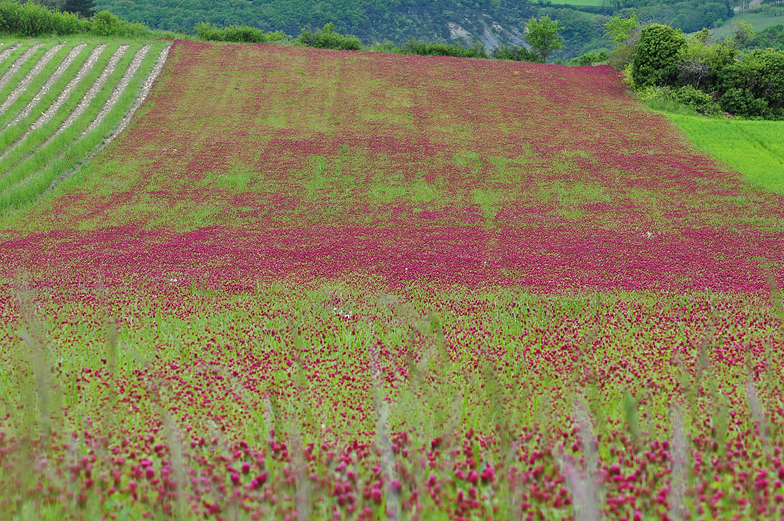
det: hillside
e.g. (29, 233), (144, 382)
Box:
(7, 39), (783, 292)
(93, 0), (736, 58)
(2, 39), (784, 519)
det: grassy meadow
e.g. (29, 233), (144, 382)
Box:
(668, 114), (784, 195)
(0, 38), (783, 521)
(710, 10), (784, 38)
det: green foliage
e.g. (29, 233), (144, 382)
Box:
(525, 15), (564, 62)
(0, 0), (88, 35)
(638, 85), (722, 117)
(491, 43), (541, 62)
(744, 24), (784, 51)
(604, 11), (640, 70)
(398, 37), (487, 58)
(676, 28), (737, 91)
(570, 50), (609, 65)
(731, 20), (756, 47)
(89, 9), (150, 37)
(604, 9), (639, 43)
(631, 23), (686, 88)
(718, 48), (784, 118)
(90, 9), (119, 35)
(195, 22), (285, 44)
(296, 22), (361, 51)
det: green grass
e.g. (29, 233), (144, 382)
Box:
(0, 41), (27, 76)
(709, 10), (784, 38)
(668, 113), (784, 194)
(0, 41), (49, 94)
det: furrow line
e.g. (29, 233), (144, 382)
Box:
(84, 45), (150, 134)
(101, 44), (171, 145)
(0, 43), (66, 118)
(8, 43), (87, 127)
(38, 45), (129, 144)
(45, 44), (171, 198)
(0, 44), (22, 66)
(0, 43), (43, 92)
(0, 45), (107, 162)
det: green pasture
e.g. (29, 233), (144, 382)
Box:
(668, 114), (784, 195)
(710, 10), (784, 38)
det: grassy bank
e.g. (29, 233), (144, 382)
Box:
(668, 114), (784, 195)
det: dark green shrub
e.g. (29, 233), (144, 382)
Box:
(639, 85), (722, 116)
(745, 24), (784, 51)
(91, 9), (122, 36)
(297, 22), (361, 51)
(674, 84), (720, 115)
(90, 9), (150, 37)
(570, 50), (609, 66)
(491, 43), (541, 63)
(718, 48), (784, 117)
(194, 22), (223, 41)
(632, 24), (686, 88)
(719, 87), (770, 118)
(399, 38), (487, 58)
(195, 22), (284, 43)
(64, 0), (95, 19)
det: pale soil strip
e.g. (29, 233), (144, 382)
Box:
(9, 44), (87, 126)
(83, 45), (150, 134)
(0, 43), (43, 92)
(42, 43), (171, 197)
(0, 43), (65, 117)
(0, 44), (22, 66)
(27, 44), (105, 132)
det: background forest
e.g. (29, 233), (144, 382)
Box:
(26, 0), (784, 60)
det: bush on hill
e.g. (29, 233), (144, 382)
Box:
(296, 22), (361, 50)
(398, 37), (488, 58)
(0, 1), (153, 37)
(0, 0), (89, 36)
(718, 48), (784, 118)
(195, 22), (285, 44)
(491, 43), (542, 62)
(676, 28), (736, 91)
(92, 9), (151, 37)
(631, 24), (686, 88)
(570, 50), (609, 65)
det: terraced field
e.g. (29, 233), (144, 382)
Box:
(0, 38), (170, 216)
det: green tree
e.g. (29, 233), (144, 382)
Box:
(63, 0), (95, 18)
(631, 23), (686, 88)
(525, 15), (564, 63)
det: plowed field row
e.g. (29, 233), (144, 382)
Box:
(0, 39), (170, 216)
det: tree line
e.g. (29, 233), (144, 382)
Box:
(18, 0), (743, 60)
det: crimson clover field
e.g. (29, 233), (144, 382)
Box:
(1, 40), (784, 520)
